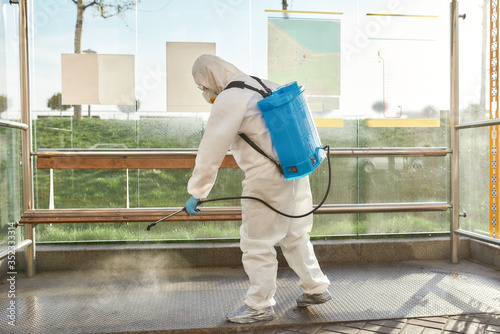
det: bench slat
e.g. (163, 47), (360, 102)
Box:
(19, 207), (242, 224)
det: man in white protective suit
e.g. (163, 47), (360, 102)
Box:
(185, 54), (331, 324)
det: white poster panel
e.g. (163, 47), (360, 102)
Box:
(61, 53), (135, 105)
(61, 53), (99, 105)
(98, 54), (135, 105)
(166, 42), (216, 112)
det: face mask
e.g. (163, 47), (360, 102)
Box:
(202, 89), (218, 104)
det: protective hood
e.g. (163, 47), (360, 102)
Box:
(192, 54), (244, 95)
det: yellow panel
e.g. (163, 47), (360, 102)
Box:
(491, 0), (499, 239)
(365, 118), (440, 128)
(490, 126), (498, 238)
(265, 9), (343, 15)
(313, 118), (343, 127)
(366, 13), (438, 18)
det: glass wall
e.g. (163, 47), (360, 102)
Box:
(27, 0), (456, 242)
(1, 1), (23, 252)
(458, 1), (497, 240)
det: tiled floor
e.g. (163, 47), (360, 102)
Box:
(238, 313), (500, 334)
(0, 260), (498, 333)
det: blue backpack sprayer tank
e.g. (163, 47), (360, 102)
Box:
(257, 81), (326, 180)
(147, 78), (331, 231)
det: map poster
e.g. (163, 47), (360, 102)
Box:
(268, 18), (341, 114)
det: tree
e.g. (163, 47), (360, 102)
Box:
(118, 99), (140, 120)
(47, 92), (72, 116)
(372, 101), (385, 113)
(70, 0), (136, 121)
(0, 94), (7, 115)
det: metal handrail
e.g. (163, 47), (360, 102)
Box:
(18, 202), (450, 225)
(330, 147), (448, 157)
(450, 0), (460, 264)
(455, 119), (500, 130)
(0, 239), (32, 261)
(454, 229), (500, 246)
(34, 147), (449, 158)
(316, 202), (450, 214)
(35, 148), (199, 157)
(0, 119), (28, 130)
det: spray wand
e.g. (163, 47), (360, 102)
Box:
(146, 145), (331, 231)
(146, 208), (186, 231)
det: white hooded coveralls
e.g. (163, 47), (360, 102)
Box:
(188, 55), (330, 310)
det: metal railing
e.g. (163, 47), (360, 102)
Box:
(0, 119), (28, 130)
(34, 147), (449, 158)
(453, 121), (500, 247)
(31, 147), (450, 219)
(455, 119), (500, 130)
(453, 229), (500, 246)
(0, 120), (32, 260)
(450, 0), (500, 251)
(0, 239), (32, 261)
(32, 147), (448, 171)
(450, 0), (460, 264)
(6, 0), (35, 277)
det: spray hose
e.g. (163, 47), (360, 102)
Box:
(147, 145), (331, 231)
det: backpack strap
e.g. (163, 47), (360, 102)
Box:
(250, 75), (273, 96)
(239, 133), (283, 175)
(224, 75), (273, 98)
(225, 76), (282, 175)
(224, 81), (270, 98)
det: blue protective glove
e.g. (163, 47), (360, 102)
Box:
(186, 196), (201, 215)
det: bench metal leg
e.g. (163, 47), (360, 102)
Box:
(24, 224), (36, 277)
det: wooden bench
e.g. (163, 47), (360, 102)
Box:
(19, 207), (242, 224)
(19, 148), (451, 226)
(19, 149), (241, 225)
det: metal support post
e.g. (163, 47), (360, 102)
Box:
(17, 0), (35, 277)
(450, 0), (460, 264)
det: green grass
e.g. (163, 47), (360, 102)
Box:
(36, 221), (242, 243)
(34, 213), (450, 243)
(27, 116), (456, 243)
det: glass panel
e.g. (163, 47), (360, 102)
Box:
(459, 127), (489, 237)
(29, 0), (453, 242)
(458, 0), (489, 124)
(456, 1), (499, 241)
(360, 211), (450, 236)
(0, 127), (24, 248)
(0, 1), (23, 252)
(0, 1), (21, 121)
(36, 220), (243, 243)
(356, 0), (449, 121)
(312, 211), (449, 237)
(357, 154), (449, 204)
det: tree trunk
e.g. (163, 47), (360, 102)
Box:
(282, 0), (288, 18)
(73, 0), (85, 121)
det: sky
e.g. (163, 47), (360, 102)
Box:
(0, 0), (488, 119)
